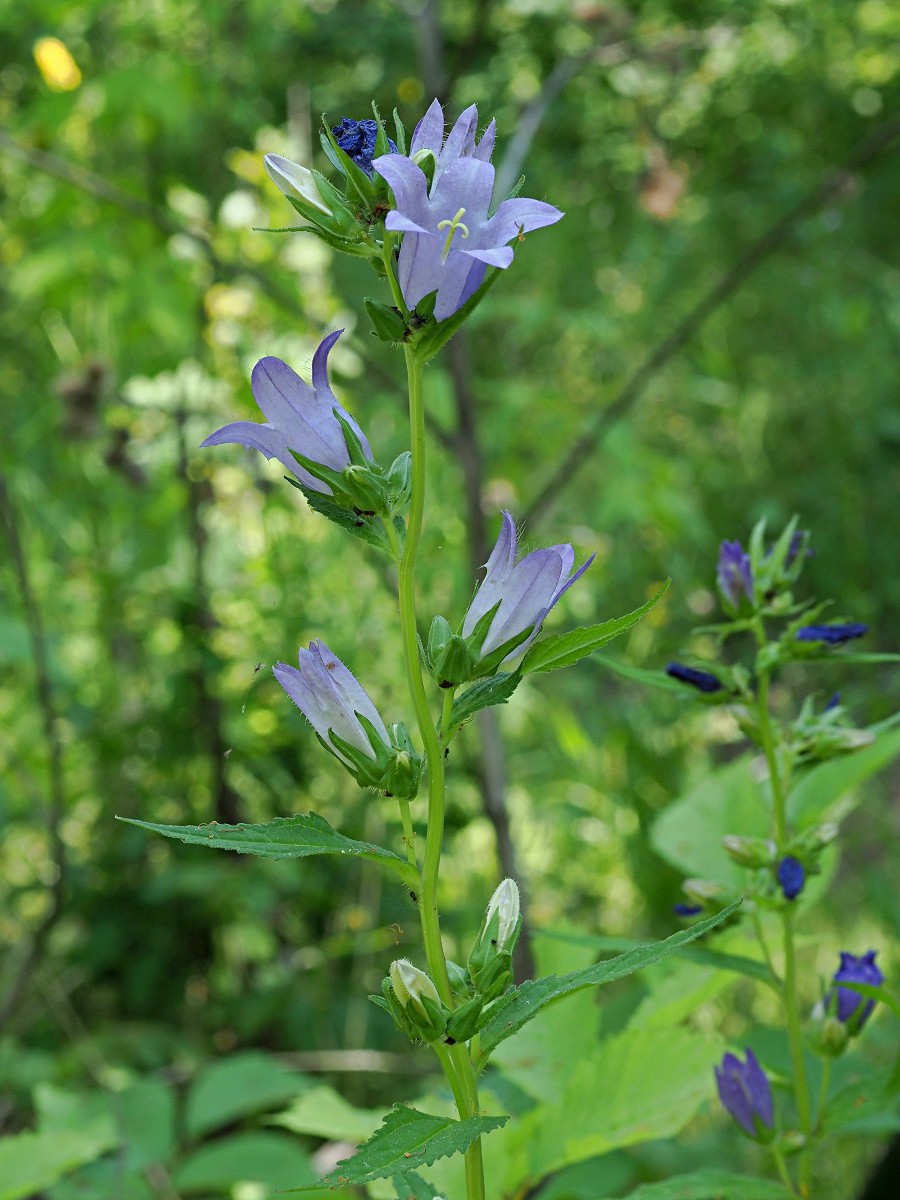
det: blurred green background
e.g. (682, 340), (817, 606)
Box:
(2, 0), (899, 1196)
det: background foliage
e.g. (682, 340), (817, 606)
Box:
(2, 0), (899, 1196)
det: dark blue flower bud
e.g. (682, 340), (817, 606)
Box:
(795, 623), (869, 646)
(825, 950), (884, 1030)
(776, 855), (805, 901)
(665, 663), (724, 693)
(715, 1049), (774, 1139)
(332, 117), (397, 176)
(673, 904), (703, 917)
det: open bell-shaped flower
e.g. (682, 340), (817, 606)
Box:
(201, 331), (371, 496)
(373, 101), (563, 320)
(462, 512), (593, 674)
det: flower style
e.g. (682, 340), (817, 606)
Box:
(201, 331), (371, 495)
(717, 539), (753, 609)
(264, 153), (332, 215)
(776, 855), (805, 901)
(462, 511), (593, 669)
(373, 100), (564, 320)
(715, 1049), (774, 1138)
(332, 117), (396, 176)
(826, 950), (884, 1029)
(274, 640), (389, 767)
(665, 663), (724, 693)
(796, 622), (869, 645)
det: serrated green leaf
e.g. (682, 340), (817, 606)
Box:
(286, 478), (397, 551)
(0, 1128), (117, 1200)
(185, 1051), (309, 1140)
(624, 1169), (792, 1199)
(393, 1170), (449, 1200)
(475, 903), (741, 1063)
(294, 1105), (507, 1189)
(119, 814), (415, 881)
(537, 930), (776, 987)
(521, 581), (670, 675)
(449, 672), (521, 727)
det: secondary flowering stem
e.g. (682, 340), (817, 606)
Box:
(752, 617), (812, 1193)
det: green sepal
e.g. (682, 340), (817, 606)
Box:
(391, 107), (408, 156)
(364, 297), (409, 343)
(444, 994), (484, 1044)
(471, 623), (533, 678)
(445, 960), (472, 998)
(386, 452), (411, 515)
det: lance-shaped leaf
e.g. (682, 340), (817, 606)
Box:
(448, 672), (522, 729)
(475, 902), (741, 1064)
(118, 814), (416, 884)
(291, 1105), (507, 1189)
(393, 1170), (448, 1200)
(521, 580), (670, 675)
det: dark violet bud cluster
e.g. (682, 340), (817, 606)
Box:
(715, 1049), (774, 1140)
(775, 855), (805, 901)
(331, 117), (397, 176)
(665, 662), (724, 694)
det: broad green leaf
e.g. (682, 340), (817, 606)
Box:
(295, 1105), (507, 1189)
(651, 759), (767, 884)
(493, 1026), (725, 1193)
(271, 1083), (387, 1142)
(0, 1129), (117, 1200)
(120, 814), (414, 880)
(186, 1052), (310, 1140)
(788, 724), (900, 827)
(823, 1064), (900, 1134)
(537, 930), (776, 987)
(119, 1078), (177, 1169)
(475, 903), (741, 1062)
(521, 581), (670, 675)
(624, 1170), (792, 1199)
(174, 1131), (316, 1192)
(449, 672), (521, 727)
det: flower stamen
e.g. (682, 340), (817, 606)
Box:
(436, 208), (469, 261)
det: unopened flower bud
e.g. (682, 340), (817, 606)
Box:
(468, 878), (521, 1001)
(485, 878), (520, 953)
(387, 959), (447, 1043)
(723, 835), (776, 868)
(264, 153), (333, 215)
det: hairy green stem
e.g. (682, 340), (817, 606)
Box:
(394, 342), (486, 1200)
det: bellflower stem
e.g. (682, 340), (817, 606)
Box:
(752, 617), (812, 1194)
(394, 340), (486, 1200)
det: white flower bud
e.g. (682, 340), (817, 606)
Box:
(389, 959), (441, 1010)
(264, 153), (332, 216)
(485, 878), (520, 952)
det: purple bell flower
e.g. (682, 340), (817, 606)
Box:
(796, 623), (869, 645)
(826, 950), (884, 1029)
(717, 539), (753, 609)
(462, 511), (593, 668)
(201, 331), (371, 494)
(715, 1048), (774, 1138)
(665, 663), (724, 694)
(332, 117), (397, 176)
(274, 640), (389, 767)
(372, 101), (563, 320)
(776, 855), (805, 901)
